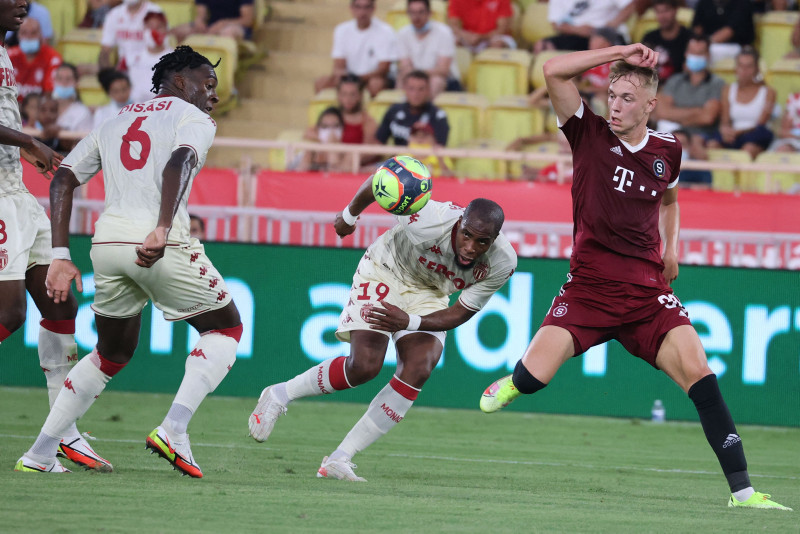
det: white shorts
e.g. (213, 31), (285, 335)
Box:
(336, 257), (448, 346)
(0, 192), (52, 281)
(90, 239), (232, 321)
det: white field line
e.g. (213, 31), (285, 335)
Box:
(2, 433), (796, 481)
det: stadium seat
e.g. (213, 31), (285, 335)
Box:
(766, 58), (800, 112)
(57, 29), (104, 66)
(530, 50), (568, 89)
(467, 48), (532, 101)
(453, 139), (508, 180)
(756, 11), (800, 68)
(268, 129), (305, 171)
(706, 148), (751, 192)
(154, 0), (195, 28)
(78, 75), (109, 108)
(741, 151), (800, 193)
(181, 35), (238, 106)
(520, 2), (554, 46)
(367, 89), (406, 124)
(308, 88), (337, 126)
(632, 7), (694, 43)
(710, 57), (768, 84)
(509, 141), (562, 179)
(433, 92), (489, 147)
(39, 0), (81, 41)
(455, 47), (472, 89)
(486, 95), (545, 143)
(386, 0), (447, 30)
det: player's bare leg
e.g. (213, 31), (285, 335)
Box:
(481, 326), (574, 413)
(656, 325), (792, 510)
(249, 330), (388, 442)
(17, 314), (139, 473)
(318, 333), (442, 482)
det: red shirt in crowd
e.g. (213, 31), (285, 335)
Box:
(447, 0), (513, 35)
(7, 44), (62, 101)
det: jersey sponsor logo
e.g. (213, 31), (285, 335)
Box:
(0, 67), (16, 87)
(610, 146), (623, 156)
(418, 255), (473, 290)
(0, 248), (7, 270)
(612, 166), (635, 193)
(653, 158), (666, 178)
(473, 262), (488, 281)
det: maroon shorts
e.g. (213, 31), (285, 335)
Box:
(540, 275), (692, 368)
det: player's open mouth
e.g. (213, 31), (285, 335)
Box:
(456, 254), (474, 267)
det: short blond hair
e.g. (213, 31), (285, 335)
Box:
(609, 61), (659, 95)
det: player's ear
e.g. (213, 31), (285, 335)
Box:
(646, 96), (657, 114)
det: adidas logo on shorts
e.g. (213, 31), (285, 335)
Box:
(722, 433), (741, 448)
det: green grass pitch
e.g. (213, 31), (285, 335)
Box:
(1, 387), (797, 533)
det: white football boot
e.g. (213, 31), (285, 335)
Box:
(248, 386), (287, 442)
(58, 433), (113, 472)
(316, 456), (367, 482)
(15, 453), (71, 473)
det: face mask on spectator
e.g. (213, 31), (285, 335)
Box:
(414, 21), (431, 34)
(144, 29), (166, 49)
(19, 38), (40, 55)
(52, 84), (77, 100)
(318, 126), (342, 143)
(685, 54), (707, 73)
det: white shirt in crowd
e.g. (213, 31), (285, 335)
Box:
(397, 21), (460, 82)
(126, 47), (174, 103)
(101, 1), (163, 68)
(331, 17), (399, 76)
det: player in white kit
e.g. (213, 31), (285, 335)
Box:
(249, 176), (517, 481)
(0, 0), (112, 472)
(16, 47), (243, 478)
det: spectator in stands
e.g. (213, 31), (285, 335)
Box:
(642, 0), (691, 84)
(51, 63), (93, 149)
(5, 0), (54, 46)
(34, 94), (62, 152)
(315, 0), (398, 98)
(447, 0), (516, 52)
(93, 69), (132, 128)
(535, 0), (635, 53)
(398, 0), (462, 96)
(376, 70), (449, 147)
(654, 35), (725, 139)
(172, 0), (255, 42)
(408, 122), (453, 177)
(20, 92), (41, 128)
(126, 11), (173, 103)
(691, 0), (755, 63)
(296, 107), (353, 173)
(79, 0), (115, 29)
(335, 74), (378, 167)
(100, 0), (163, 71)
(577, 27), (625, 115)
(673, 129), (713, 186)
(189, 214), (207, 241)
(769, 92), (800, 152)
(703, 47), (775, 159)
(7, 17), (62, 102)
(785, 14), (800, 59)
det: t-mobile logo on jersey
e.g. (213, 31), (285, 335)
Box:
(612, 166), (634, 193)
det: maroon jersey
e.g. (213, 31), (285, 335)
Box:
(560, 103), (682, 288)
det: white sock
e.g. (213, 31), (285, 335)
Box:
(171, 332), (238, 418)
(38, 350), (111, 457)
(285, 356), (351, 401)
(733, 487), (755, 501)
(164, 403), (194, 436)
(38, 323), (81, 438)
(331, 376), (419, 461)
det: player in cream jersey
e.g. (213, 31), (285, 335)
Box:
(17, 47), (244, 478)
(0, 1), (113, 472)
(249, 174), (517, 481)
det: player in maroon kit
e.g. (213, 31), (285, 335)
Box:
(480, 44), (792, 511)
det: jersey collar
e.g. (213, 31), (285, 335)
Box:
(619, 130), (650, 153)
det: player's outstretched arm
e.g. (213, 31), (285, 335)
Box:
(659, 186), (680, 284)
(544, 44), (659, 125)
(365, 301), (476, 333)
(334, 174), (376, 238)
(136, 147), (197, 268)
(47, 167), (84, 302)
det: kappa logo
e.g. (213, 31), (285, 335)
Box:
(64, 378), (76, 394)
(190, 252), (200, 263)
(429, 245), (442, 255)
(189, 348), (207, 359)
(473, 262), (488, 281)
(552, 303), (568, 317)
(610, 146), (623, 156)
(722, 433), (741, 448)
(199, 266), (208, 277)
(216, 290), (227, 302)
(208, 277), (219, 288)
(408, 213), (420, 224)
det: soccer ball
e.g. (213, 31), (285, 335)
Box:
(371, 155), (432, 216)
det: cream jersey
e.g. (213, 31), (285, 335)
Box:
(0, 46), (24, 196)
(60, 96), (216, 244)
(365, 200), (517, 312)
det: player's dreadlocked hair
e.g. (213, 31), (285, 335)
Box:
(150, 45), (221, 95)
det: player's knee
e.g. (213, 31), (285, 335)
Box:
(0, 308), (27, 334)
(345, 355), (383, 386)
